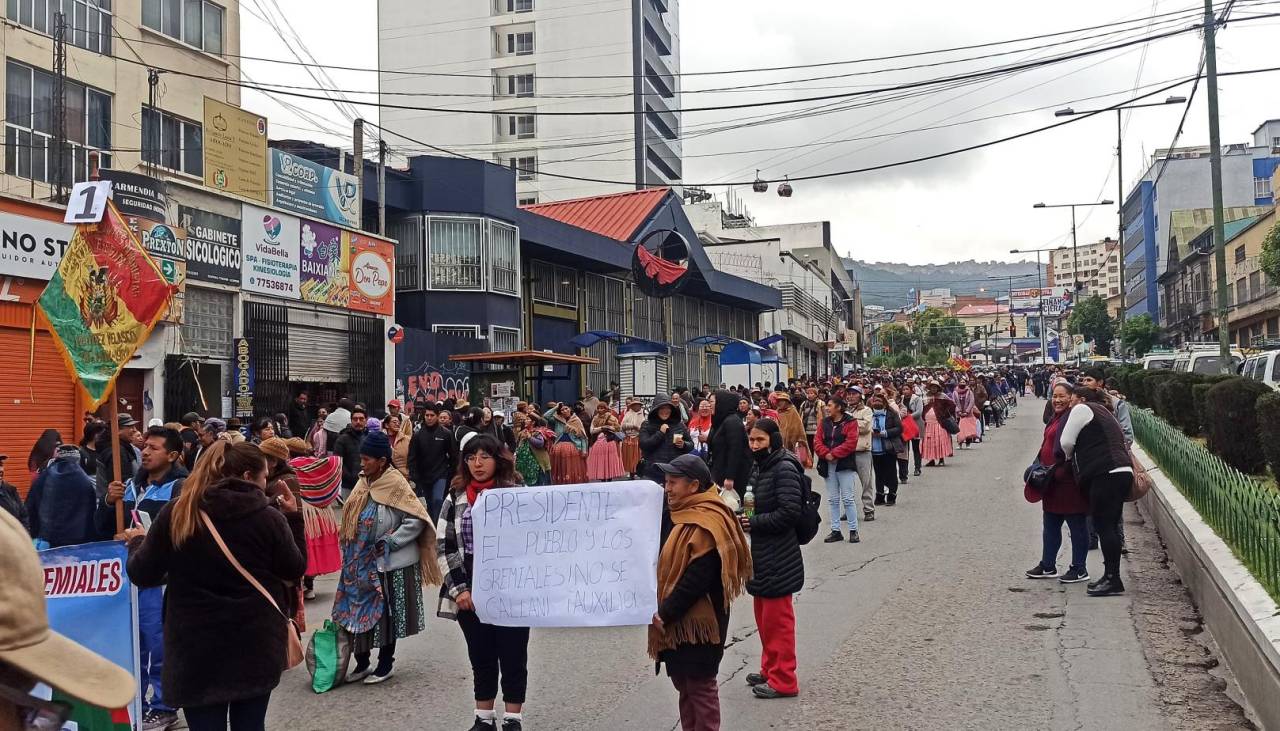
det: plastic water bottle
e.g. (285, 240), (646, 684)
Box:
(743, 487), (755, 519)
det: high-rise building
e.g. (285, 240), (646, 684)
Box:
(1122, 118), (1280, 324)
(0, 0), (242, 198)
(377, 0), (681, 205)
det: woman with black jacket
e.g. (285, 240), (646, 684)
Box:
(741, 419), (803, 700)
(708, 389), (751, 498)
(125, 441), (306, 731)
(1060, 386), (1134, 597)
(867, 394), (904, 507)
(638, 402), (694, 484)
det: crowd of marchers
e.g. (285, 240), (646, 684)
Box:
(1, 363), (1138, 731)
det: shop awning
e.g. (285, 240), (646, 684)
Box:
(569, 330), (669, 353)
(448, 350), (600, 367)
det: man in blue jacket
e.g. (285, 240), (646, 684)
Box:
(101, 426), (187, 731)
(25, 445), (95, 547)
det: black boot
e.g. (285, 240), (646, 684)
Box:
(1086, 574), (1126, 596)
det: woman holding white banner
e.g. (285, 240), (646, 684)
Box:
(649, 453), (752, 731)
(437, 435), (531, 731)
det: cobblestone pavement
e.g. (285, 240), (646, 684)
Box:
(264, 401), (1252, 730)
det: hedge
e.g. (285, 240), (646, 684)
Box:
(1153, 373), (1202, 435)
(1131, 369), (1177, 409)
(1191, 382), (1214, 439)
(1203, 377), (1273, 474)
(1258, 391), (1280, 478)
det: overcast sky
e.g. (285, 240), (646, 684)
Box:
(240, 0), (1280, 266)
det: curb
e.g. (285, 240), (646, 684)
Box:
(1132, 443), (1280, 728)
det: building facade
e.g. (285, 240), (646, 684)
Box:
(1123, 119), (1280, 323)
(377, 0), (681, 205)
(1048, 238), (1121, 301)
(2, 0), (242, 198)
(686, 198), (861, 378)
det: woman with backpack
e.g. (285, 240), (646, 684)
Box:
(741, 419), (803, 700)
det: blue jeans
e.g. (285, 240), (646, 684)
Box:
(825, 470), (859, 532)
(138, 586), (172, 712)
(427, 478), (447, 522)
(1041, 512), (1089, 572)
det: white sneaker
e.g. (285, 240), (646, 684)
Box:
(364, 668), (394, 684)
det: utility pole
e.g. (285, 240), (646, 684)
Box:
(377, 139), (387, 236)
(352, 119), (365, 228)
(1116, 109), (1126, 324)
(51, 12), (67, 202)
(1204, 0), (1231, 373)
(146, 69), (159, 163)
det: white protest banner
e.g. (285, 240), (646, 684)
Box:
(471, 480), (663, 628)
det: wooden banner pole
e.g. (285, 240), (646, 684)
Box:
(107, 387), (124, 535)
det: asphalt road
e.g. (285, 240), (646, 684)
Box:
(263, 401), (1251, 731)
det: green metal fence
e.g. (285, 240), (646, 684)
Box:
(1133, 407), (1280, 603)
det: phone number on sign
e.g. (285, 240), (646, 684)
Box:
(252, 277), (294, 292)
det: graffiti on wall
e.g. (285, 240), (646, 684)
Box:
(398, 363), (471, 404)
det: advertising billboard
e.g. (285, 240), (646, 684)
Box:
(0, 210), (73, 280)
(203, 97), (269, 203)
(269, 149), (360, 228)
(299, 218), (350, 307)
(348, 232), (395, 315)
(100, 170), (168, 223)
(241, 204), (300, 298)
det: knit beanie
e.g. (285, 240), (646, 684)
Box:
(259, 437), (290, 463)
(360, 430), (393, 462)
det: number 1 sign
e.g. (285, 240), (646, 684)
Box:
(63, 181), (112, 224)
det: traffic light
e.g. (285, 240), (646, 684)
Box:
(1009, 323), (1017, 338)
(973, 326), (982, 340)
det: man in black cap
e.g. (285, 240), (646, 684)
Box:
(654, 454), (713, 494)
(0, 454), (26, 531)
(94, 413), (140, 503)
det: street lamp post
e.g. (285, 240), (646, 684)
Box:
(1032, 199), (1114, 295)
(1011, 245), (1075, 364)
(1053, 96), (1185, 322)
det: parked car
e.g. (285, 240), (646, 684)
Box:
(1171, 346), (1244, 376)
(1141, 353), (1177, 370)
(1240, 350), (1280, 390)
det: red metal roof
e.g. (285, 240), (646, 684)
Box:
(521, 187), (669, 242)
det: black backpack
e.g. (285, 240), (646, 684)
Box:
(784, 453), (822, 545)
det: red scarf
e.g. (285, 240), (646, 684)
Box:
(466, 479), (496, 506)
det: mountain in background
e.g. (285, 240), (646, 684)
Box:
(845, 259), (1044, 309)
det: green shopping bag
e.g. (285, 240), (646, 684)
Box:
(305, 620), (351, 693)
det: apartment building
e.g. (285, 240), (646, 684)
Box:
(1, 0), (241, 198)
(1049, 238), (1121, 300)
(377, 0), (681, 205)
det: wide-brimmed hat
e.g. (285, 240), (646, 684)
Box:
(0, 511), (136, 710)
(258, 437), (290, 463)
(774, 391), (792, 402)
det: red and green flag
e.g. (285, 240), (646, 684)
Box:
(38, 200), (173, 408)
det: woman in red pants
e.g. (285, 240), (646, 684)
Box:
(740, 419), (804, 699)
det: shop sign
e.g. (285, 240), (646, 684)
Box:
(100, 170), (168, 223)
(299, 219), (349, 307)
(233, 337), (254, 418)
(178, 206), (242, 285)
(347, 232), (394, 315)
(241, 205), (300, 299)
(0, 211), (73, 281)
(156, 257), (187, 324)
(203, 97), (268, 203)
(124, 218), (185, 262)
(269, 149), (359, 228)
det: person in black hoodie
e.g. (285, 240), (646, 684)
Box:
(333, 407), (368, 502)
(741, 418), (804, 699)
(708, 389), (751, 498)
(638, 402), (694, 484)
(25, 445), (96, 546)
(125, 440), (306, 731)
(95, 413), (140, 502)
(408, 404), (458, 520)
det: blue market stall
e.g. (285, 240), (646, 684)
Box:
(570, 331), (670, 402)
(687, 335), (768, 389)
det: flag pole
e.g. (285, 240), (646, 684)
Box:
(107, 387), (124, 535)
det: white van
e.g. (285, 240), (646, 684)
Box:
(1171, 347), (1244, 376)
(1240, 350), (1280, 390)
(1141, 353), (1177, 370)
